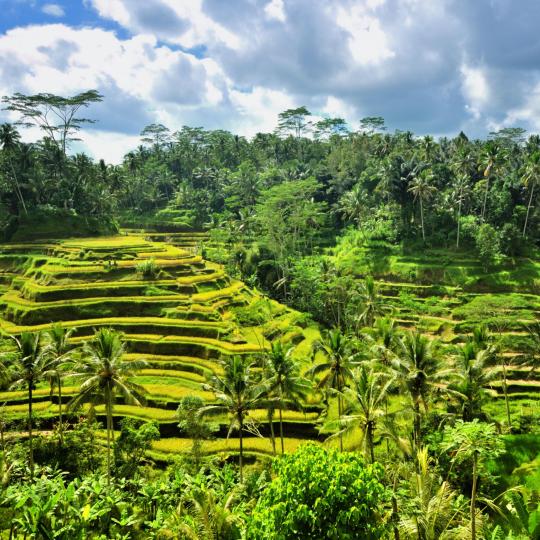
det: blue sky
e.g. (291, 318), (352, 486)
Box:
(1, 0), (540, 162)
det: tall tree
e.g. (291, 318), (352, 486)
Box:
(408, 168), (436, 242)
(478, 141), (502, 221)
(68, 328), (147, 484)
(327, 366), (394, 462)
(264, 341), (311, 454)
(42, 324), (75, 445)
(202, 355), (266, 482)
(393, 332), (452, 448)
(0, 123), (27, 214)
(521, 150), (540, 238)
(276, 106), (312, 138)
(452, 341), (497, 422)
(308, 329), (358, 451)
(10, 332), (55, 478)
(452, 172), (471, 248)
(355, 276), (391, 330)
(2, 90), (103, 155)
(443, 420), (505, 540)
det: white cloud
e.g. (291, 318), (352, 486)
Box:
(74, 130), (141, 164)
(42, 3), (65, 17)
(89, 0), (241, 49)
(320, 96), (357, 126)
(460, 64), (489, 120)
(336, 3), (394, 66)
(264, 0), (286, 22)
(229, 86), (294, 135)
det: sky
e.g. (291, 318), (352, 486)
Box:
(1, 0), (540, 163)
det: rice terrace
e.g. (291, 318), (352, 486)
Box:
(0, 1), (540, 538)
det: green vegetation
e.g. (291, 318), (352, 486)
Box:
(0, 96), (538, 538)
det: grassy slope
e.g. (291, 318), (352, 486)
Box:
(0, 233), (320, 460)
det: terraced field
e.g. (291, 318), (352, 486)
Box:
(0, 232), (321, 459)
(336, 241), (540, 422)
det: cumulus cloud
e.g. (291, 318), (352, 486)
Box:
(42, 3), (65, 17)
(2, 0), (540, 161)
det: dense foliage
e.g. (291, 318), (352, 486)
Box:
(0, 94), (539, 539)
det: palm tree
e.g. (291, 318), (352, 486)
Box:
(0, 123), (27, 214)
(164, 482), (242, 539)
(452, 172), (471, 248)
(264, 341), (311, 454)
(355, 276), (391, 330)
(339, 184), (368, 229)
(478, 141), (502, 221)
(408, 168), (436, 242)
(308, 329), (358, 451)
(42, 324), (75, 444)
(328, 366), (394, 462)
(452, 341), (497, 422)
(10, 332), (55, 478)
(68, 328), (147, 484)
(443, 420), (504, 540)
(393, 332), (453, 448)
(365, 316), (401, 367)
(202, 355), (266, 482)
(398, 448), (469, 540)
(521, 151), (540, 238)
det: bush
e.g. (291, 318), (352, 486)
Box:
(247, 444), (389, 539)
(136, 258), (160, 279)
(475, 223), (502, 269)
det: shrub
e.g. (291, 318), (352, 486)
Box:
(136, 258), (160, 279)
(247, 444), (389, 539)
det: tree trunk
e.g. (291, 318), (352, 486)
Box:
(471, 453), (478, 540)
(456, 197), (462, 248)
(279, 406), (285, 454)
(268, 408), (276, 455)
(106, 385), (112, 485)
(57, 375), (63, 445)
(367, 422), (375, 463)
(522, 184), (535, 238)
(28, 382), (34, 479)
(413, 397), (421, 450)
(338, 394), (343, 452)
(239, 416), (244, 483)
(481, 177), (490, 221)
(420, 198), (425, 242)
(392, 474), (401, 540)
(8, 159), (27, 215)
(502, 362), (512, 431)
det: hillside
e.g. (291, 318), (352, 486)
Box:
(329, 235), (540, 422)
(0, 231), (321, 459)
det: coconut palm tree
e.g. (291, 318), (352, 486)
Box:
(478, 141), (502, 221)
(10, 331), (56, 478)
(0, 123), (27, 214)
(201, 355), (266, 482)
(365, 316), (401, 367)
(393, 332), (453, 448)
(164, 482), (243, 539)
(327, 366), (394, 462)
(398, 448), (470, 540)
(355, 276), (391, 330)
(522, 150), (540, 238)
(68, 328), (147, 484)
(443, 420), (505, 540)
(452, 341), (497, 422)
(452, 172), (471, 248)
(308, 329), (358, 451)
(339, 183), (369, 229)
(42, 324), (76, 444)
(408, 168), (436, 242)
(264, 341), (311, 454)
